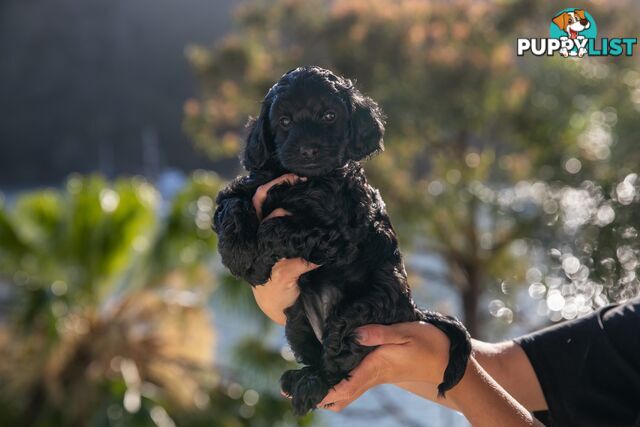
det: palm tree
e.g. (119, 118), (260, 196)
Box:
(0, 173), (310, 426)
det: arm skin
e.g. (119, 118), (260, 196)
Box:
(314, 323), (545, 426)
(393, 357), (544, 426)
(396, 339), (547, 414)
(448, 357), (544, 427)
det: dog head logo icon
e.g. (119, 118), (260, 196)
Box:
(552, 9), (591, 39)
(549, 8), (597, 57)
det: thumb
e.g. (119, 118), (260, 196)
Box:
(263, 208), (291, 221)
(290, 258), (320, 276)
(277, 258), (320, 278)
(355, 323), (413, 347)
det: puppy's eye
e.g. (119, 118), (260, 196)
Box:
(279, 116), (292, 128)
(322, 111), (336, 122)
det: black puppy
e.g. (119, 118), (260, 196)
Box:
(213, 66), (471, 415)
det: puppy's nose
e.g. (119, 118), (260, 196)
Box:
(580, 18), (588, 25)
(299, 146), (318, 159)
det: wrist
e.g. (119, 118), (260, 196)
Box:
(416, 325), (453, 385)
(447, 356), (476, 404)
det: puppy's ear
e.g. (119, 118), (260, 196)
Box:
(347, 92), (385, 161)
(552, 12), (568, 30)
(242, 95), (274, 171)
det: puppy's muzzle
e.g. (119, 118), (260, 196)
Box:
(299, 145), (319, 160)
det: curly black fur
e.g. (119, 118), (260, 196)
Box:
(213, 66), (472, 415)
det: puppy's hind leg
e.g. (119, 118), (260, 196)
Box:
(418, 309), (472, 397)
(314, 299), (393, 411)
(281, 298), (326, 415)
(281, 366), (330, 416)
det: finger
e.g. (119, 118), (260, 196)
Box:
(273, 258), (319, 275)
(263, 208), (291, 221)
(318, 378), (367, 411)
(323, 400), (353, 412)
(270, 258), (320, 290)
(252, 174), (306, 218)
(317, 359), (377, 408)
(288, 258), (320, 276)
(280, 390), (291, 399)
(318, 381), (362, 410)
(355, 323), (415, 346)
(266, 173), (305, 189)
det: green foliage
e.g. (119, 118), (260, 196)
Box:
(185, 0), (640, 335)
(0, 173), (312, 426)
(0, 175), (158, 323)
(148, 171), (219, 279)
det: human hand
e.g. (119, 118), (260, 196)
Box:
(253, 258), (319, 325)
(318, 322), (452, 411)
(251, 173), (318, 325)
(252, 173), (306, 221)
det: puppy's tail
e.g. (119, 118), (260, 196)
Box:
(417, 309), (472, 398)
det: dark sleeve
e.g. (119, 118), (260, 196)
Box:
(514, 297), (640, 427)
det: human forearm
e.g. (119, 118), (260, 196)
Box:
(471, 339), (547, 411)
(397, 357), (542, 426)
(396, 339), (547, 413)
(394, 381), (459, 411)
(448, 357), (544, 427)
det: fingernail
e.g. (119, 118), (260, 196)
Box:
(300, 176), (308, 181)
(355, 328), (367, 343)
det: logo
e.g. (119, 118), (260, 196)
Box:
(517, 8), (637, 58)
(550, 9), (597, 57)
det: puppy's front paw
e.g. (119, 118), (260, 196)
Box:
(245, 252), (281, 286)
(245, 263), (273, 286)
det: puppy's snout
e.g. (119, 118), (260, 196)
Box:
(580, 18), (589, 26)
(299, 146), (319, 160)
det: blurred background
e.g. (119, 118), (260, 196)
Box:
(1, 0), (639, 426)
